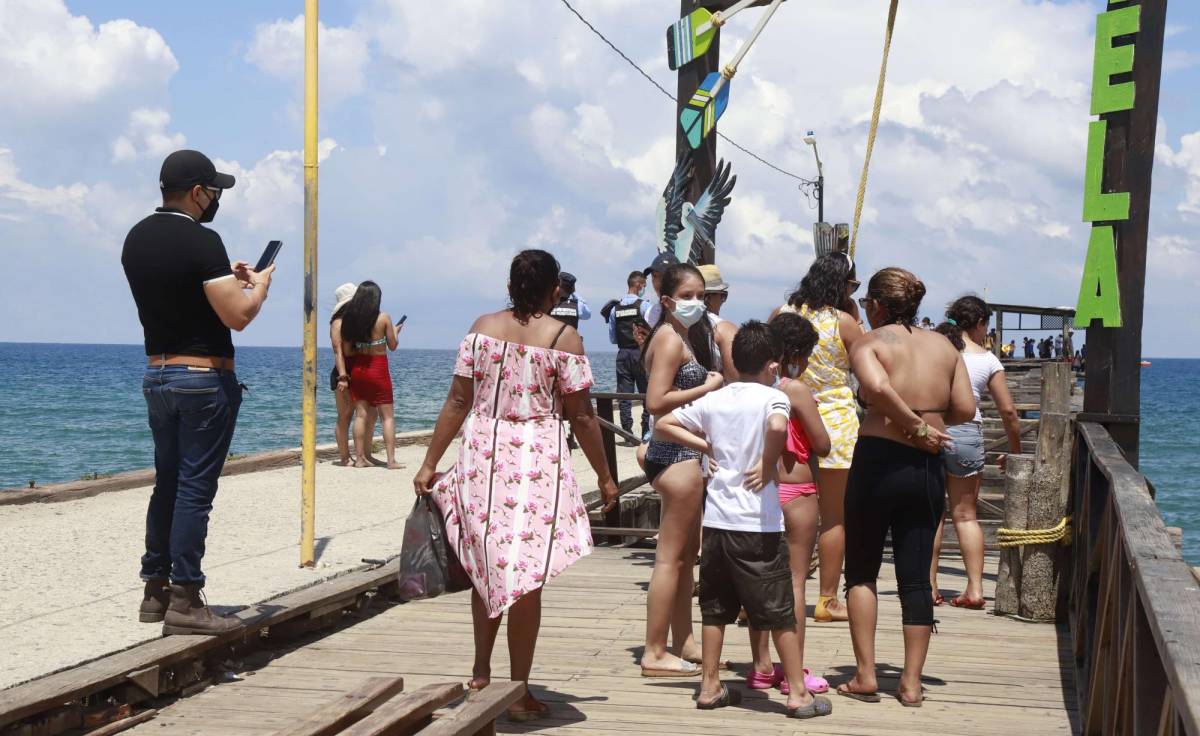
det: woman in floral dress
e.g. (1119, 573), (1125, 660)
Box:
(414, 250), (619, 722)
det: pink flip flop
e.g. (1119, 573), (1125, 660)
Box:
(746, 664), (829, 695)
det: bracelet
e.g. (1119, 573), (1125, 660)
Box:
(338, 375), (349, 382)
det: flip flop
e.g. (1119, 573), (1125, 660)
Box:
(507, 700), (550, 722)
(836, 683), (881, 702)
(696, 685), (742, 710)
(788, 694), (834, 719)
(949, 595), (986, 610)
(641, 661), (701, 678)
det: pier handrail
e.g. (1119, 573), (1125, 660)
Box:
(1063, 422), (1200, 735)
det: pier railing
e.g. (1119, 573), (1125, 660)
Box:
(590, 392), (655, 543)
(1062, 422), (1200, 735)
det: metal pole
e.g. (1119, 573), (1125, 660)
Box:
(817, 174), (824, 224)
(300, 0), (318, 568)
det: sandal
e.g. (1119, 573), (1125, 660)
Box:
(745, 665), (781, 690)
(836, 683), (881, 703)
(696, 685), (741, 710)
(813, 595), (849, 623)
(507, 698), (549, 722)
(949, 595), (985, 610)
(895, 692), (923, 708)
(641, 661), (701, 678)
(788, 694), (834, 719)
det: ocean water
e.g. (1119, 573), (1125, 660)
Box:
(0, 343), (1194, 563)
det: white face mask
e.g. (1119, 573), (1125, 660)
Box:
(671, 298), (706, 328)
(785, 363), (804, 379)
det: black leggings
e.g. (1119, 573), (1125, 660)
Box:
(843, 436), (945, 626)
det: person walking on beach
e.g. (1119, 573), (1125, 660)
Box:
(330, 283), (378, 466)
(655, 321), (833, 719)
(414, 249), (619, 722)
(340, 281), (404, 469)
(603, 271), (650, 444)
(838, 267), (974, 707)
(930, 297), (1024, 608)
(640, 263), (723, 677)
(774, 252), (863, 623)
(122, 149), (273, 635)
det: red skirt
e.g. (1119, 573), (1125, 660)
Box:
(348, 354), (393, 406)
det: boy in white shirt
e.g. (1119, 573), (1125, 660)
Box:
(656, 321), (833, 719)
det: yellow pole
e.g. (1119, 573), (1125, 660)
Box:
(300, 0), (318, 568)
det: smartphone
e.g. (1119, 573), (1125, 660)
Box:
(255, 240), (283, 273)
(397, 315), (408, 326)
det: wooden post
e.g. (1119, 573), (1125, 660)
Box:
(299, 0), (319, 568)
(995, 311), (1004, 357)
(677, 1), (720, 265)
(596, 397), (621, 544)
(1019, 363), (1073, 620)
(1081, 0), (1167, 467)
(995, 453), (1034, 616)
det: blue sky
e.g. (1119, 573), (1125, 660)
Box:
(1, 0), (1199, 356)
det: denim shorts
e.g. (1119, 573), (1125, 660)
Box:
(942, 421), (985, 478)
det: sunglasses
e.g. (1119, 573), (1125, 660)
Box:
(847, 279), (861, 293)
(857, 296), (874, 309)
(706, 291), (729, 302)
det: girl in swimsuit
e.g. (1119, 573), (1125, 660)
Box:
(340, 280), (406, 469)
(639, 263), (724, 677)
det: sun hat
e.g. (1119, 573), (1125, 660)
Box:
(697, 264), (729, 293)
(332, 283), (357, 315)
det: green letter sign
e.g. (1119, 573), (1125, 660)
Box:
(1075, 3), (1140, 329)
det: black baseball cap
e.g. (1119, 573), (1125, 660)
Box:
(159, 150), (236, 192)
(643, 251), (680, 276)
(559, 272), (577, 291)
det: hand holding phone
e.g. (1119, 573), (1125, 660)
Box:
(255, 240), (283, 273)
(396, 314), (408, 328)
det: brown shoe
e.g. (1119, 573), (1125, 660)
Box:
(162, 584), (241, 636)
(139, 578), (170, 623)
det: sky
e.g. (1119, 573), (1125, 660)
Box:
(1, 0), (1198, 357)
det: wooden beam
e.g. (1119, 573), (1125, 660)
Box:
(418, 681), (525, 736)
(677, 0), (720, 265)
(270, 676), (405, 736)
(339, 682), (464, 736)
(1083, 0), (1168, 466)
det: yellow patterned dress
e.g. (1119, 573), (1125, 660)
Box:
(779, 304), (859, 469)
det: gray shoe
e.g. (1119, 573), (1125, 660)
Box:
(139, 578), (170, 623)
(788, 695), (833, 719)
(162, 584), (240, 636)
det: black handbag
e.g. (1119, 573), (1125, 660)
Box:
(397, 496), (470, 601)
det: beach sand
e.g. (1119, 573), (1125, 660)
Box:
(0, 439), (641, 690)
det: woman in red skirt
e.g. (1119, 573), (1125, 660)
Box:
(340, 281), (405, 469)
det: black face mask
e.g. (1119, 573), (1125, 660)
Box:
(198, 195), (219, 224)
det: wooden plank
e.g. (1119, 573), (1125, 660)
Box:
(419, 681), (524, 736)
(83, 709), (158, 735)
(270, 676), (404, 736)
(339, 682), (463, 736)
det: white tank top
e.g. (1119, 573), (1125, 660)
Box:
(962, 350), (1004, 423)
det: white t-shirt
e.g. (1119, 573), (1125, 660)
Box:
(672, 382), (791, 533)
(963, 350), (1004, 423)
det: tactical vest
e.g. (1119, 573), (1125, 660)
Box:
(550, 298), (580, 328)
(612, 299), (645, 349)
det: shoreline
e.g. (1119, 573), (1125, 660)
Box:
(0, 430), (435, 505)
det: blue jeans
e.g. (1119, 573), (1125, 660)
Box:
(615, 348), (648, 435)
(140, 366), (243, 586)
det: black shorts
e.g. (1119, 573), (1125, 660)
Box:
(329, 367), (339, 392)
(699, 527), (794, 630)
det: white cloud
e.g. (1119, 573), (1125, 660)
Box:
(245, 15), (369, 105)
(111, 108), (185, 163)
(214, 139), (338, 233)
(1160, 131), (1200, 216)
(0, 0), (176, 116)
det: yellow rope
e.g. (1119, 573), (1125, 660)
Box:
(996, 516), (1073, 548)
(849, 0), (898, 259)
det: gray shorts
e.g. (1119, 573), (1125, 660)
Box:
(942, 422), (984, 478)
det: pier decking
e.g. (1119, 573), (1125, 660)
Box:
(120, 548), (1075, 736)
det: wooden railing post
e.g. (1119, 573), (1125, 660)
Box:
(995, 453), (1034, 616)
(595, 396), (621, 544)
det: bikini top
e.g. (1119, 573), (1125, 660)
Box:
(855, 386), (948, 416)
(674, 355), (708, 391)
(779, 378), (812, 464)
(355, 336), (387, 350)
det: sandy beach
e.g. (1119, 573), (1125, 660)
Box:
(0, 439), (641, 690)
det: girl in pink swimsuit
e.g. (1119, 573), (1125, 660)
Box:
(745, 312), (833, 696)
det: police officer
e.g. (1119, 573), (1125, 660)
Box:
(603, 271), (650, 444)
(549, 272), (590, 328)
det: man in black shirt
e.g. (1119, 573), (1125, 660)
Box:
(121, 149), (274, 636)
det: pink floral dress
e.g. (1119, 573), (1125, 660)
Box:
(431, 333), (595, 618)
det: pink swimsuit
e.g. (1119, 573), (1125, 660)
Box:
(778, 378), (818, 506)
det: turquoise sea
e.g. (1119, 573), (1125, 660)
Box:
(0, 343), (1195, 564)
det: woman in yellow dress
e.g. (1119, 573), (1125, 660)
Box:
(774, 252), (864, 622)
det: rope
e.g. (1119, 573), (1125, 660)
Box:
(996, 516), (1073, 548)
(849, 0), (899, 259)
